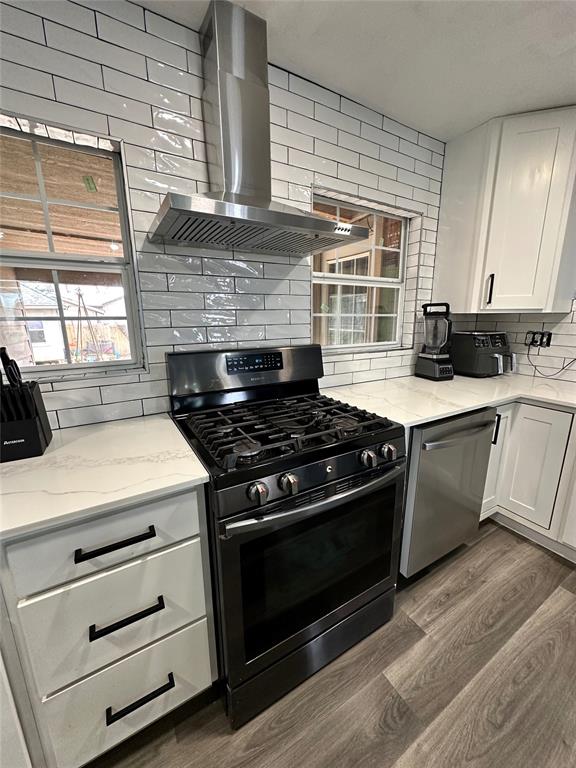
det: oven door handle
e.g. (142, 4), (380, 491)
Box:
(220, 463), (405, 539)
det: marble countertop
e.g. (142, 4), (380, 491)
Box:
(0, 414), (208, 540)
(322, 374), (576, 427)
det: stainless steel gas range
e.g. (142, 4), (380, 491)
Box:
(168, 344), (406, 728)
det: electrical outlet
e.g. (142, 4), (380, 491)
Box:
(524, 331), (553, 347)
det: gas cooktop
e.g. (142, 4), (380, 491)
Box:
(177, 393), (394, 472)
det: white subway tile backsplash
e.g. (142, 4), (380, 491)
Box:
(0, 32), (102, 87)
(9, 0), (96, 33)
(289, 74), (339, 109)
(268, 66), (289, 89)
(103, 68), (190, 114)
(359, 155), (397, 180)
(54, 78), (152, 124)
(147, 58), (202, 99)
(271, 161), (313, 187)
(208, 326), (266, 342)
(315, 103), (360, 135)
(169, 274), (234, 293)
(204, 293), (263, 310)
(124, 144), (156, 169)
(137, 252), (202, 274)
(1, 61), (55, 98)
(339, 164), (378, 189)
(171, 310), (236, 326)
(287, 112), (337, 143)
(417, 133), (445, 154)
(142, 396), (170, 415)
(236, 277), (290, 295)
(270, 84), (314, 117)
(415, 159), (442, 181)
(400, 138), (432, 163)
(379, 145), (415, 172)
(142, 291), (204, 310)
(397, 168), (430, 190)
(264, 263), (310, 281)
(382, 117), (418, 143)
(130, 189), (160, 212)
(143, 309), (170, 327)
(58, 400), (143, 428)
(155, 151), (207, 182)
(97, 14), (186, 69)
(144, 10), (200, 53)
(128, 166), (197, 196)
(0, 87), (108, 133)
(361, 123), (399, 151)
(340, 98), (382, 128)
(139, 272), (168, 291)
(338, 130), (379, 159)
(264, 294), (310, 310)
(203, 259), (263, 278)
(315, 139), (359, 167)
(75, 0), (144, 28)
(110, 117), (193, 156)
(43, 387), (101, 410)
(45, 21), (146, 77)
(1, 3), (45, 42)
(270, 123), (314, 152)
(237, 310), (290, 325)
(289, 148), (337, 176)
(146, 326), (206, 345)
(266, 324), (310, 339)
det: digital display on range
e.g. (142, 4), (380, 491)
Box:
(226, 352), (283, 374)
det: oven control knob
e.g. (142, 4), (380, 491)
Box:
(247, 481), (269, 506)
(360, 449), (378, 468)
(278, 472), (299, 495)
(380, 443), (398, 461)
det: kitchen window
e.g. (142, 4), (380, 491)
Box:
(312, 198), (407, 349)
(0, 122), (140, 373)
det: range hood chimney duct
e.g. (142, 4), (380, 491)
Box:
(148, 0), (369, 256)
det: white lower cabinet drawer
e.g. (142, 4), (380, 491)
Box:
(41, 620), (212, 768)
(18, 539), (206, 696)
(6, 490), (202, 597)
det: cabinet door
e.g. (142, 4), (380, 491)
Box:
(560, 467), (576, 549)
(498, 405), (573, 529)
(481, 404), (513, 519)
(1, 653), (32, 768)
(482, 108), (576, 310)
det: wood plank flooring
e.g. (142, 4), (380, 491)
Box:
(91, 524), (576, 768)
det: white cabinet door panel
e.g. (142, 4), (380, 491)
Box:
(483, 109), (576, 310)
(481, 404), (513, 519)
(0, 653), (32, 768)
(560, 466), (576, 549)
(498, 405), (572, 528)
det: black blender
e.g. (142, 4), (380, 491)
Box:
(414, 303), (454, 381)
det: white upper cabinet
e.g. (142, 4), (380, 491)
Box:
(434, 107), (576, 313)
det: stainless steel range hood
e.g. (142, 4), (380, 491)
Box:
(148, 0), (369, 257)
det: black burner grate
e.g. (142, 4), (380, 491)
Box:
(181, 394), (392, 470)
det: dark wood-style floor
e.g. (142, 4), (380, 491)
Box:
(92, 523), (576, 768)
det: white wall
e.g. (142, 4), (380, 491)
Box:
(0, 0), (444, 428)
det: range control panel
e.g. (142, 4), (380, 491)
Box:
(226, 351), (283, 374)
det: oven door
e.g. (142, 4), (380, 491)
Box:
(216, 461), (405, 686)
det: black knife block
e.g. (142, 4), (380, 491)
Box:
(1, 382), (53, 463)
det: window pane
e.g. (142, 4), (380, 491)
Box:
(39, 144), (119, 207)
(375, 217), (401, 249)
(59, 271), (126, 317)
(65, 319), (131, 362)
(375, 316), (397, 342)
(313, 201), (338, 220)
(0, 135), (39, 195)
(0, 267), (56, 320)
(373, 250), (401, 279)
(49, 204), (123, 257)
(373, 287), (399, 315)
(0, 319), (67, 366)
(0, 198), (49, 252)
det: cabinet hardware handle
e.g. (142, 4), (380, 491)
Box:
(105, 672), (175, 726)
(74, 525), (157, 564)
(486, 273), (495, 305)
(89, 595), (165, 642)
(492, 413), (502, 445)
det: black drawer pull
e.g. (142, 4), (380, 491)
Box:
(89, 595), (165, 642)
(492, 413), (502, 445)
(105, 672), (175, 726)
(74, 525), (157, 564)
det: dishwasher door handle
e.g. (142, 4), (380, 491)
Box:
(422, 422), (495, 452)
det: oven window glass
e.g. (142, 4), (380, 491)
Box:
(240, 486), (396, 661)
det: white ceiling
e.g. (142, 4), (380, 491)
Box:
(140, 0), (576, 141)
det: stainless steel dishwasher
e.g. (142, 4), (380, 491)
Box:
(400, 407), (497, 577)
